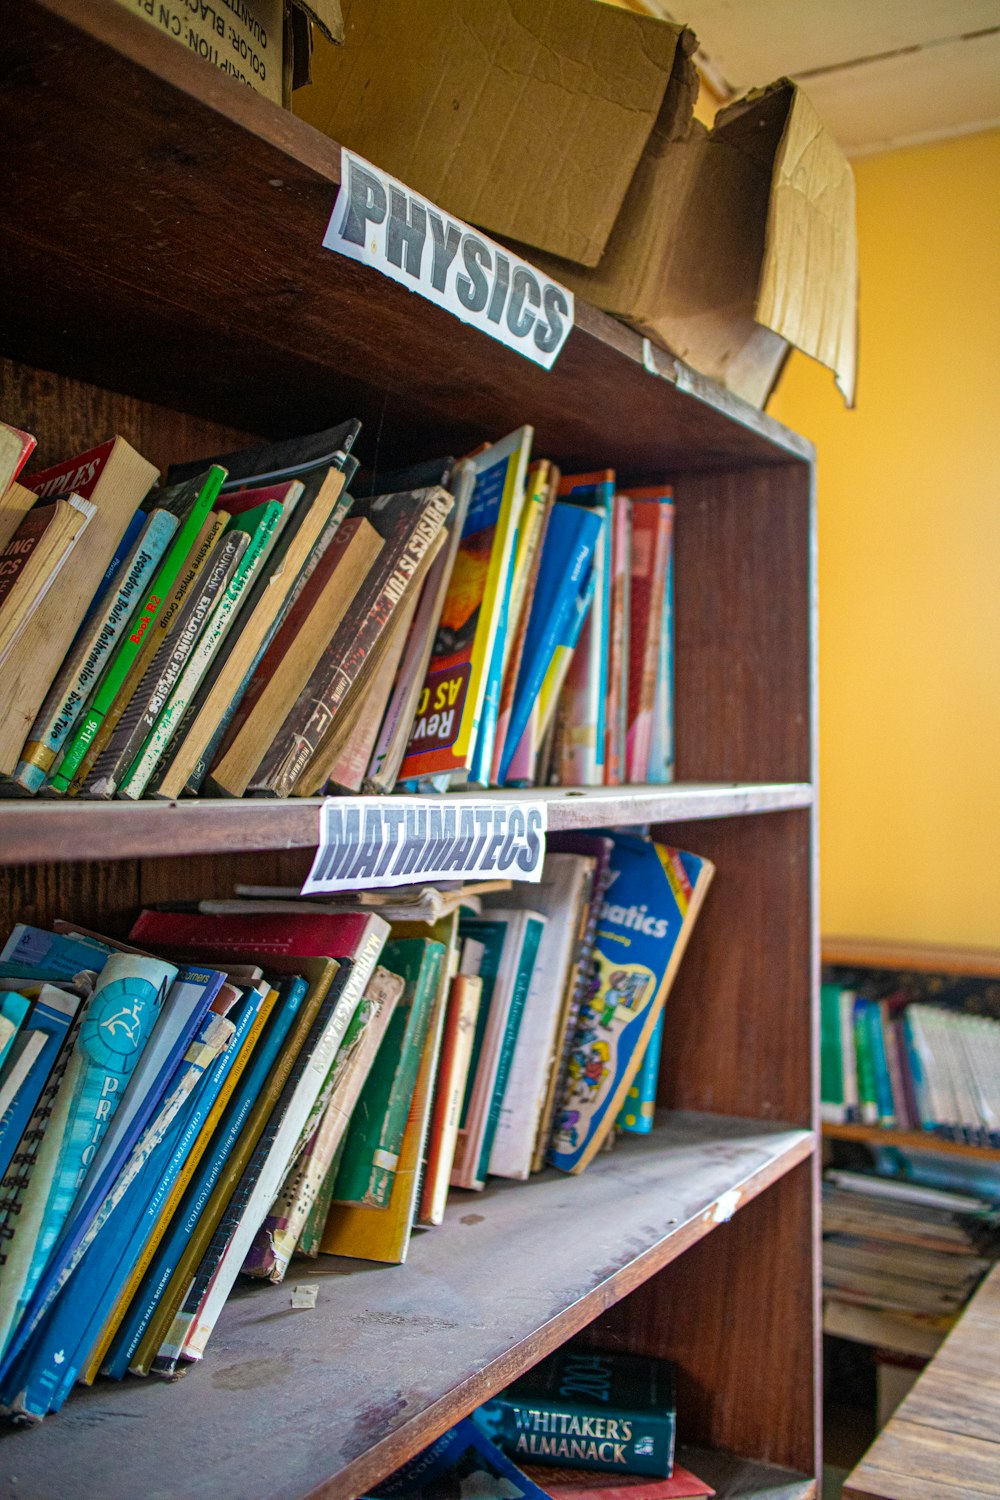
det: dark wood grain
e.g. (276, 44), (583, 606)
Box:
(1, 0), (812, 479)
(650, 811), (814, 1127)
(0, 1114), (812, 1500)
(579, 1159), (820, 1480)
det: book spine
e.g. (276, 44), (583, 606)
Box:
(616, 1008), (663, 1135)
(47, 466), (226, 792)
(250, 490), (453, 797)
(183, 489), (352, 794)
(366, 947), (443, 1207)
(477, 1395), (676, 1477)
(84, 532), (245, 799)
(0, 989), (80, 1184)
(13, 509), (179, 792)
(476, 918), (544, 1185)
(118, 506), (281, 799)
(646, 517), (674, 784)
(420, 975), (482, 1225)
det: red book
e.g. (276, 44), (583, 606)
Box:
(0, 422), (36, 498)
(24, 437), (116, 500)
(620, 490), (673, 784)
(128, 908), (388, 968)
(520, 1463), (714, 1500)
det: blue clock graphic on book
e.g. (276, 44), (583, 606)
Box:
(79, 975), (160, 1071)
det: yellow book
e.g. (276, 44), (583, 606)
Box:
(398, 426), (532, 783)
(80, 984), (279, 1383)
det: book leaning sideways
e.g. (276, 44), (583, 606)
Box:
(548, 835), (714, 1174)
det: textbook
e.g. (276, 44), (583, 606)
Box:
(0, 992), (29, 1071)
(554, 470), (615, 787)
(0, 987), (81, 1184)
(109, 976), (311, 1379)
(242, 965), (403, 1282)
(0, 435), (159, 776)
(11, 506), (180, 793)
(452, 910), (545, 1191)
(0, 424), (36, 519)
(366, 1418), (551, 1500)
(519, 1465), (714, 1500)
(46, 465), (226, 793)
(549, 836), (714, 1174)
(418, 972), (483, 1226)
(622, 492), (672, 784)
(117, 497), (284, 798)
(474, 1349), (677, 1477)
(0, 483), (38, 575)
(205, 515), (382, 797)
(82, 528), (247, 798)
(70, 509), (229, 795)
(0, 493), (96, 673)
(165, 419), (361, 493)
(606, 493), (632, 785)
(617, 1010), (664, 1135)
(499, 504), (603, 785)
(332, 937), (445, 1208)
(248, 485), (454, 797)
(399, 428), (532, 784)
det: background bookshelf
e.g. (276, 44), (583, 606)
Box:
(0, 3), (819, 1496)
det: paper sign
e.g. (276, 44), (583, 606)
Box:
(304, 798), (547, 894)
(323, 150), (574, 370)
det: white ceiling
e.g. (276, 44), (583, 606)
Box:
(648, 0), (1000, 155)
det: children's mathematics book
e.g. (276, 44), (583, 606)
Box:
(549, 836), (714, 1174)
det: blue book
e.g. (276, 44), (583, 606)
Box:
(0, 993), (30, 1074)
(557, 472), (615, 779)
(76, 505), (147, 629)
(0, 927), (111, 981)
(0, 986), (80, 1182)
(865, 1000), (896, 1126)
(0, 965), (223, 1378)
(104, 974), (308, 1378)
(364, 1417), (550, 1500)
(617, 1009), (664, 1135)
(2, 1005), (242, 1421)
(499, 504), (602, 783)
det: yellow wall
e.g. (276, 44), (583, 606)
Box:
(769, 129), (1000, 948)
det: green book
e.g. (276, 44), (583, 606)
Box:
(820, 981), (845, 1122)
(116, 500), (285, 800)
(853, 996), (879, 1124)
(475, 914), (543, 1184)
(474, 1348), (677, 1477)
(332, 937), (444, 1209)
(47, 467), (227, 792)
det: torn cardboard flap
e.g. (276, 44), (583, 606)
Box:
(294, 0), (688, 267)
(293, 0), (343, 45)
(530, 76), (857, 409)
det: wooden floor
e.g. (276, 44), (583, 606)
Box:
(845, 1262), (1000, 1500)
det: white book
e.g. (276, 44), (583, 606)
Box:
(180, 925), (386, 1360)
(486, 855), (592, 1180)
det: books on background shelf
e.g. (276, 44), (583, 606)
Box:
(822, 1163), (1000, 1357)
(0, 827), (709, 1423)
(822, 965), (1000, 1143)
(0, 412), (676, 802)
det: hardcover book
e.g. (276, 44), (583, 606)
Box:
(365, 1418), (551, 1500)
(549, 836), (713, 1174)
(0, 424), (36, 517)
(554, 470), (615, 787)
(0, 493), (96, 672)
(474, 1349), (677, 1477)
(417, 972), (482, 1226)
(621, 493), (672, 784)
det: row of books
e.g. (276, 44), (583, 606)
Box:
(821, 979), (1000, 1142)
(366, 1347), (716, 1500)
(822, 1165), (1000, 1358)
(0, 831), (711, 1423)
(0, 412), (674, 801)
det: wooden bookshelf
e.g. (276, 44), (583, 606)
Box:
(822, 936), (1000, 979)
(822, 1122), (1000, 1162)
(0, 2), (820, 1494)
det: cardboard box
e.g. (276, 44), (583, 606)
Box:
(294, 0), (689, 268)
(113, 0), (343, 106)
(532, 77), (858, 408)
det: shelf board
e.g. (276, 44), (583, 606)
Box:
(0, 781), (814, 867)
(822, 936), (1000, 978)
(0, 1112), (813, 1500)
(822, 1122), (1000, 1162)
(3, 0), (812, 479)
(680, 1448), (815, 1499)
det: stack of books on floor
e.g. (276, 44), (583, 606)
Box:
(822, 971), (1000, 1140)
(0, 414), (674, 801)
(364, 1347), (715, 1500)
(822, 1165), (1000, 1356)
(0, 832), (712, 1424)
